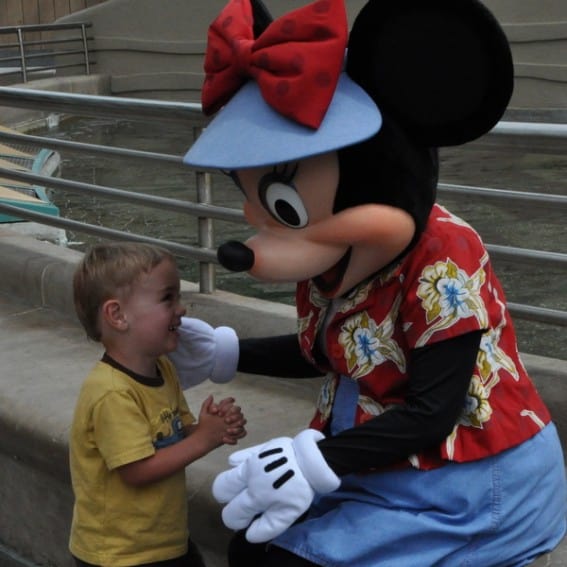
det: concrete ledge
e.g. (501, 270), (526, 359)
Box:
(0, 230), (565, 566)
(0, 229), (83, 316)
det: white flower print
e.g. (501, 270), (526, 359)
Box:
(416, 259), (487, 346)
(358, 395), (388, 417)
(408, 454), (421, 469)
(353, 325), (381, 364)
(315, 373), (337, 422)
(338, 280), (373, 313)
(520, 410), (546, 429)
(308, 280), (331, 309)
(478, 328), (519, 384)
(339, 303), (405, 379)
(298, 310), (313, 336)
(437, 206), (489, 247)
(445, 375), (493, 459)
(460, 375), (493, 428)
(298, 281), (328, 342)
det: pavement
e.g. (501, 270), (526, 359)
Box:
(0, 227), (565, 566)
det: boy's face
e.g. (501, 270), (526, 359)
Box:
(119, 258), (186, 359)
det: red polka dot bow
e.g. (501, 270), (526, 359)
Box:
(202, 0), (348, 129)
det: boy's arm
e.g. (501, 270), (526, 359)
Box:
(118, 395), (242, 486)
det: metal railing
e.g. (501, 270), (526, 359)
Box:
(0, 86), (565, 325)
(0, 22), (94, 83)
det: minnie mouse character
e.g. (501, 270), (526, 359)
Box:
(174, 0), (567, 564)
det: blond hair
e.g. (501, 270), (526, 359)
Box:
(73, 242), (175, 341)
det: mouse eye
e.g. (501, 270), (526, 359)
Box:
(261, 182), (309, 228)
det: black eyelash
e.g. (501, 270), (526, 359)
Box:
(260, 162), (299, 194)
(221, 169), (244, 192)
(272, 162), (298, 184)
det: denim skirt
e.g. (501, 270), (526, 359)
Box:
(274, 423), (566, 566)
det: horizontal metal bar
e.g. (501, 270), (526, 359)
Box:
(1, 87), (565, 140)
(17, 36), (94, 48)
(0, 130), (186, 166)
(438, 184), (567, 208)
(486, 244), (567, 269)
(491, 121), (567, 139)
(24, 49), (88, 60)
(14, 52), (54, 62)
(44, 62), (97, 74)
(508, 303), (567, 327)
(0, 55), (26, 64)
(41, 61), (97, 72)
(42, 49), (91, 59)
(2, 200), (563, 326)
(0, 69), (21, 77)
(0, 22), (92, 34)
(0, 167), (245, 223)
(0, 86), (202, 123)
(0, 44), (27, 51)
(0, 201), (217, 262)
(21, 67), (54, 75)
(0, 48), (94, 63)
(0, 184), (561, 268)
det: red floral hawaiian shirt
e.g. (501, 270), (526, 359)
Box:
(296, 204), (550, 470)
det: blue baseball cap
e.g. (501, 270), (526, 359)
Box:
(184, 72), (382, 170)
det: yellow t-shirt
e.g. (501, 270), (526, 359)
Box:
(69, 355), (196, 566)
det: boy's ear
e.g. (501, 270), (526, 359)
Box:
(102, 299), (129, 332)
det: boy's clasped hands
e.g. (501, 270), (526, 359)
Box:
(191, 395), (247, 447)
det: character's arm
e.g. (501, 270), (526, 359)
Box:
(238, 334), (324, 378)
(213, 330), (481, 542)
(169, 321), (322, 387)
(233, 330), (481, 473)
(318, 330), (483, 474)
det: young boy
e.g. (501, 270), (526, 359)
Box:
(69, 242), (246, 567)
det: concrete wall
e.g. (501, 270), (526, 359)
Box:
(53, 0), (567, 115)
(54, 0), (217, 101)
(0, 0), (106, 37)
(484, 0), (567, 116)
(55, 0), (367, 101)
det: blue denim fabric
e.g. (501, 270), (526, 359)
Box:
(274, 424), (566, 567)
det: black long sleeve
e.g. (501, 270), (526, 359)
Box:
(238, 334), (324, 378)
(238, 329), (482, 476)
(318, 330), (483, 475)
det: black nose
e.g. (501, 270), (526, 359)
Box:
(217, 241), (255, 272)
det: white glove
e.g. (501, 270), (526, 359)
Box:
(167, 317), (239, 389)
(212, 429), (340, 543)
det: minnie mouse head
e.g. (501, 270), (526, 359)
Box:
(184, 0), (513, 298)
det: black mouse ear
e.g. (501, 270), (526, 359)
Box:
(346, 0), (514, 146)
(251, 0), (273, 38)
